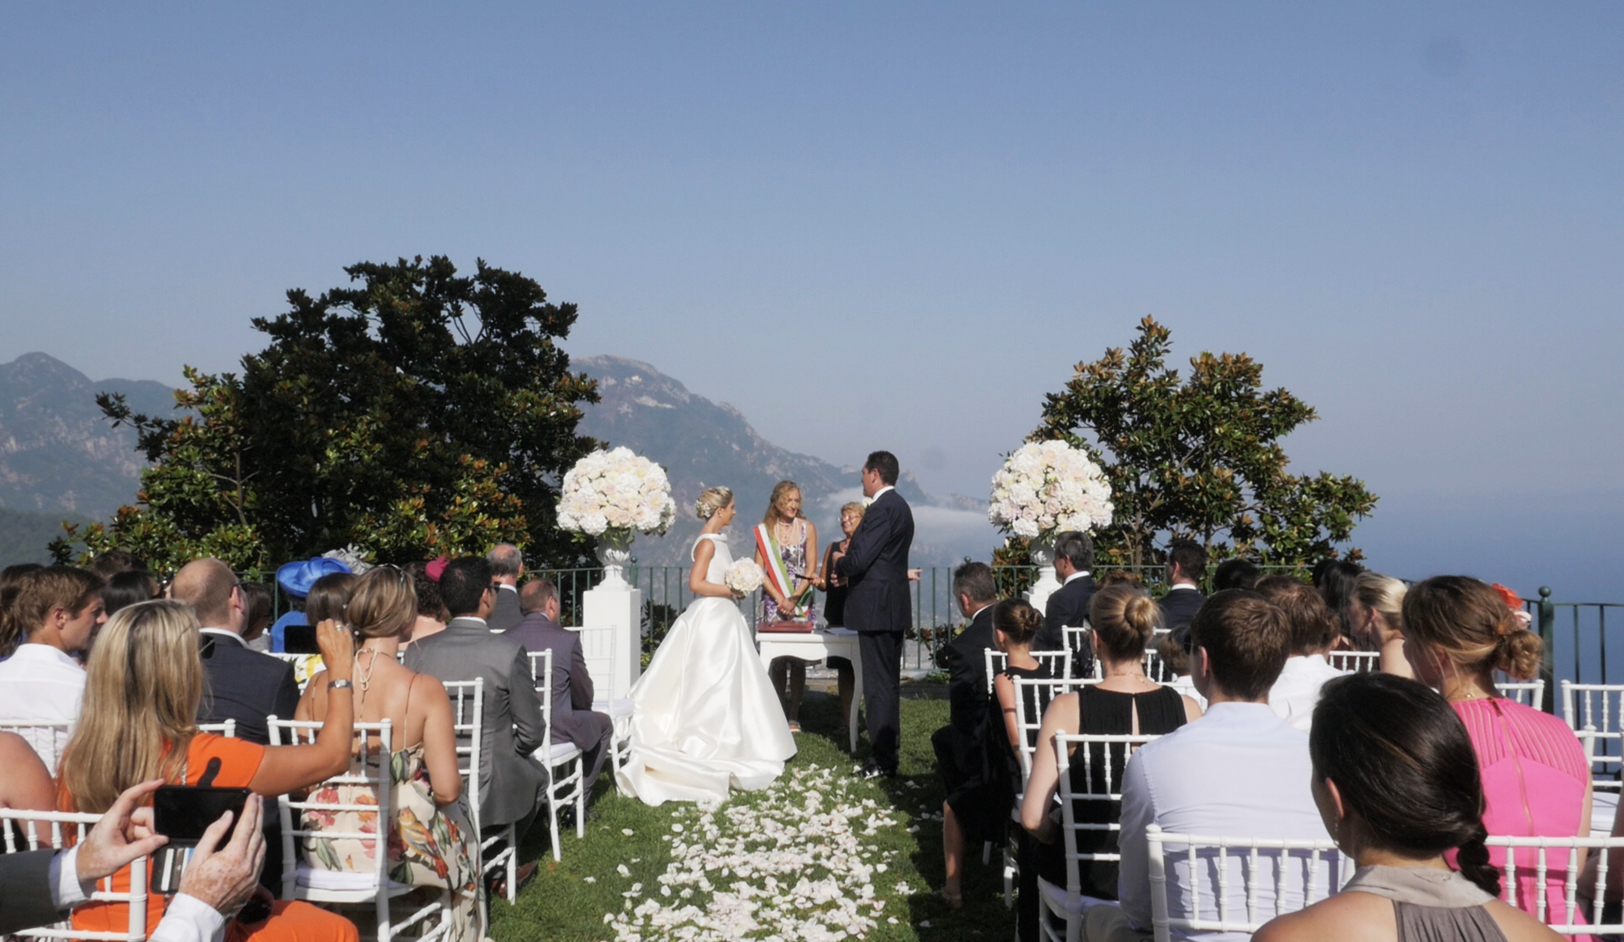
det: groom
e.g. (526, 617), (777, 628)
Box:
(834, 450), (915, 780)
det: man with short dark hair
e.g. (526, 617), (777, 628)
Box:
(1156, 540), (1207, 634)
(834, 450), (914, 780)
(405, 557), (548, 891)
(1091, 590), (1325, 941)
(1035, 530), (1096, 677)
(485, 543), (525, 633)
(1210, 558), (1260, 593)
(506, 578), (614, 798)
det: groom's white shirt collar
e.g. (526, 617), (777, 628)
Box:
(1064, 571), (1091, 585)
(868, 485), (895, 504)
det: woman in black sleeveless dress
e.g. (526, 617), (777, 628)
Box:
(1018, 585), (1204, 939)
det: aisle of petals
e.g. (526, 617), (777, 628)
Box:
(604, 764), (906, 942)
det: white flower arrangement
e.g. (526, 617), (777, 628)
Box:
(723, 559), (765, 595)
(988, 439), (1114, 541)
(557, 446), (678, 537)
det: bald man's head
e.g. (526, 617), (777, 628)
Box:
(170, 558), (244, 633)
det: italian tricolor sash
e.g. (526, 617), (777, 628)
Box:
(754, 523), (811, 616)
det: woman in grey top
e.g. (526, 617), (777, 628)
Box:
(1256, 672), (1561, 942)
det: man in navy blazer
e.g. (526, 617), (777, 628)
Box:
(1035, 531), (1097, 679)
(932, 562), (998, 794)
(504, 578), (614, 798)
(1157, 539), (1208, 633)
(834, 451), (915, 779)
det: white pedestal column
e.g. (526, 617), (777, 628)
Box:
(583, 580), (642, 700)
(1025, 541), (1061, 615)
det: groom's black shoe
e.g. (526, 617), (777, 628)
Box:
(856, 761), (896, 781)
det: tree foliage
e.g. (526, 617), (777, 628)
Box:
(55, 256), (600, 571)
(1027, 316), (1377, 568)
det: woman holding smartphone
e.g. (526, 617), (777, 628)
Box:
(57, 599), (361, 942)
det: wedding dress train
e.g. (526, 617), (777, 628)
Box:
(616, 533), (797, 805)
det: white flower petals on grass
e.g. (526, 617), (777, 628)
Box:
(608, 764), (904, 941)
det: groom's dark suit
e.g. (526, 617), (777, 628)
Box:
(836, 486), (914, 774)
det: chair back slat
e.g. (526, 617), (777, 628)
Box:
(0, 718), (74, 772)
(0, 808), (150, 941)
(1326, 651), (1380, 673)
(1143, 827), (1350, 939)
(1484, 834), (1624, 934)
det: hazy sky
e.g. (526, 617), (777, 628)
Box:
(2, 3), (1620, 599)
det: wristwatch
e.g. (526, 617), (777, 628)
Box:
(329, 678), (354, 691)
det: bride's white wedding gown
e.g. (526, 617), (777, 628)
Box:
(616, 533), (797, 805)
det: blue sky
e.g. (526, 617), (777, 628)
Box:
(2, 3), (1620, 600)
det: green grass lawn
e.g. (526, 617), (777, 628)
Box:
(491, 687), (1016, 941)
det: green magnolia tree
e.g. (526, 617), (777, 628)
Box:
(55, 256), (600, 571)
(1026, 316), (1377, 568)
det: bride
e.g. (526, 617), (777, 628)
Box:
(617, 486), (798, 805)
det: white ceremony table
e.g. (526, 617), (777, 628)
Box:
(754, 627), (864, 752)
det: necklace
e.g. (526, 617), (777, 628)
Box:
(354, 647), (383, 697)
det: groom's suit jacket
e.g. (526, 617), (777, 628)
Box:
(404, 617), (548, 828)
(835, 488), (915, 635)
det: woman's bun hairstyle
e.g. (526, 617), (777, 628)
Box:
(695, 486), (734, 521)
(1310, 672), (1501, 897)
(1089, 583), (1161, 662)
(1402, 575), (1542, 681)
(992, 598), (1043, 647)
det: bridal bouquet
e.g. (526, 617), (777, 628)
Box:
(724, 558), (766, 595)
(988, 439), (1114, 541)
(556, 447), (678, 537)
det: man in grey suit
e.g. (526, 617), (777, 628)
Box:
(504, 578), (615, 798)
(485, 543), (525, 634)
(404, 556), (548, 882)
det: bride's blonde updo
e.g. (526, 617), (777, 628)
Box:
(695, 486), (734, 520)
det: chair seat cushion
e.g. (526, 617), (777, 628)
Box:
(532, 741), (582, 762)
(592, 698), (634, 718)
(295, 863), (407, 892)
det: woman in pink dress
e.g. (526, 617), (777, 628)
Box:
(1402, 576), (1591, 930)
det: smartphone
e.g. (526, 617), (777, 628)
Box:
(152, 785), (252, 847)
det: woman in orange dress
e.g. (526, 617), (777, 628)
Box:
(57, 599), (361, 942)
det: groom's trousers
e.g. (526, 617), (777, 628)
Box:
(859, 629), (904, 773)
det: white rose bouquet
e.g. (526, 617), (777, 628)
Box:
(556, 446), (678, 537)
(988, 439), (1114, 541)
(724, 558), (766, 595)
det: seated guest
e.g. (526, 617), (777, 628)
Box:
(486, 543), (525, 634)
(100, 570), (158, 617)
(170, 559), (301, 747)
(1034, 531), (1096, 678)
(1348, 573), (1411, 678)
(2, 778), (265, 938)
(403, 562), (449, 648)
(240, 581), (274, 651)
(505, 577), (614, 798)
(930, 562), (1000, 910)
(1402, 575), (1589, 927)
(404, 556), (548, 893)
(986, 599), (1054, 935)
(58, 599), (360, 942)
(1023, 584), (1201, 934)
(1081, 590), (1323, 942)
(1156, 540), (1206, 634)
(1257, 576), (1346, 732)
(0, 566), (104, 770)
(0, 730), (53, 812)
(1312, 558), (1363, 647)
(270, 557), (352, 653)
(297, 566), (482, 942)
(1210, 558), (1259, 593)
(1255, 672), (1560, 942)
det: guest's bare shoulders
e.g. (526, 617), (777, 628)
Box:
(1484, 899), (1566, 941)
(1254, 892), (1395, 942)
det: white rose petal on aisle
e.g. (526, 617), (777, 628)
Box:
(987, 438), (1114, 540)
(723, 558), (765, 595)
(556, 446), (679, 537)
(606, 764), (904, 942)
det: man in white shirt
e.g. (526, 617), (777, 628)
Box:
(485, 543), (525, 633)
(1257, 577), (1347, 732)
(0, 566), (105, 770)
(1089, 590), (1328, 942)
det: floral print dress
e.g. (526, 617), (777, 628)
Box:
(302, 743), (483, 942)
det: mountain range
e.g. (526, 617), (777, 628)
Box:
(0, 351), (995, 567)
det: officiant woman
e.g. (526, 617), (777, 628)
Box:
(754, 481), (818, 732)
